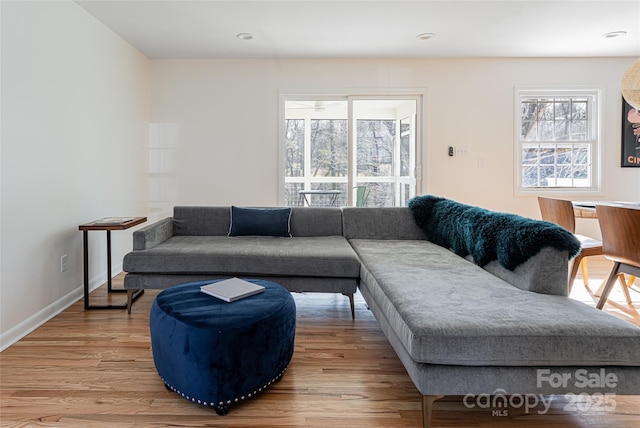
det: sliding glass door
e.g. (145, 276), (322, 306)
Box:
(283, 95), (420, 207)
(352, 98), (417, 207)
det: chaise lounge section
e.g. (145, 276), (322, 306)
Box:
(342, 197), (640, 427)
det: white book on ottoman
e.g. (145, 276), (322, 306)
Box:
(200, 277), (265, 302)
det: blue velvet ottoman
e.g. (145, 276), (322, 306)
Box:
(149, 279), (296, 415)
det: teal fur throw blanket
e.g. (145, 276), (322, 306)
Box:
(408, 195), (581, 270)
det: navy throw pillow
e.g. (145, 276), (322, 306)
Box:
(228, 206), (292, 237)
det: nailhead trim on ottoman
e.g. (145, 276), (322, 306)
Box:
(149, 279), (296, 415)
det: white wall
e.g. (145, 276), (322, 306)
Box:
(150, 57), (639, 231)
(1, 1), (150, 348)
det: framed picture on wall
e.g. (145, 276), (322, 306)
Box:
(621, 97), (640, 167)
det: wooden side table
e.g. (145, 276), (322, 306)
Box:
(79, 217), (147, 310)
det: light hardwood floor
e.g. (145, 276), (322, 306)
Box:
(1, 255), (639, 427)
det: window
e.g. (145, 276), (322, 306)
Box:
(282, 95), (421, 207)
(283, 101), (349, 206)
(515, 88), (601, 193)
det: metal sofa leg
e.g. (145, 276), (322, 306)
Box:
(342, 293), (355, 319)
(127, 290), (134, 314)
(125, 289), (144, 314)
(422, 395), (443, 428)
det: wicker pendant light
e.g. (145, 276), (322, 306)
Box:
(621, 58), (640, 110)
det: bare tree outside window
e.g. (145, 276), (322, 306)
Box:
(285, 119), (304, 178)
(519, 94), (595, 189)
(311, 119), (347, 177)
(357, 120), (396, 206)
(284, 119), (304, 205)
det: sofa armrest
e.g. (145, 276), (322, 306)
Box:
(132, 217), (174, 250)
(479, 247), (570, 296)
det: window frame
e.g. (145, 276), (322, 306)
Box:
(279, 90), (425, 206)
(514, 86), (603, 196)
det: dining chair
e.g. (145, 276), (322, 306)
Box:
(595, 205), (639, 309)
(537, 197), (603, 294)
(354, 185), (370, 207)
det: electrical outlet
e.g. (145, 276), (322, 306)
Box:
(60, 254), (68, 272)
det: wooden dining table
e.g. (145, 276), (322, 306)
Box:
(572, 201), (640, 219)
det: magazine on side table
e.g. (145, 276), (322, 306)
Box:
(200, 277), (265, 302)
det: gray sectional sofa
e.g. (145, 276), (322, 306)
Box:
(123, 198), (640, 427)
(123, 206), (361, 316)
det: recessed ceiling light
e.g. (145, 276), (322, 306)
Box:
(236, 33), (254, 41)
(416, 33), (436, 41)
(603, 31), (627, 38)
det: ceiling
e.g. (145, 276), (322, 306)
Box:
(76, 1), (640, 59)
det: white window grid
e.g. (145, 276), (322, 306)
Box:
(515, 88), (601, 194)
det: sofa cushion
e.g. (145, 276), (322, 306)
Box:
(351, 239), (640, 366)
(228, 206), (292, 237)
(342, 207), (427, 240)
(172, 206), (343, 237)
(124, 235), (361, 278)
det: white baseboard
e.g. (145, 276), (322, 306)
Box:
(0, 264), (122, 352)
